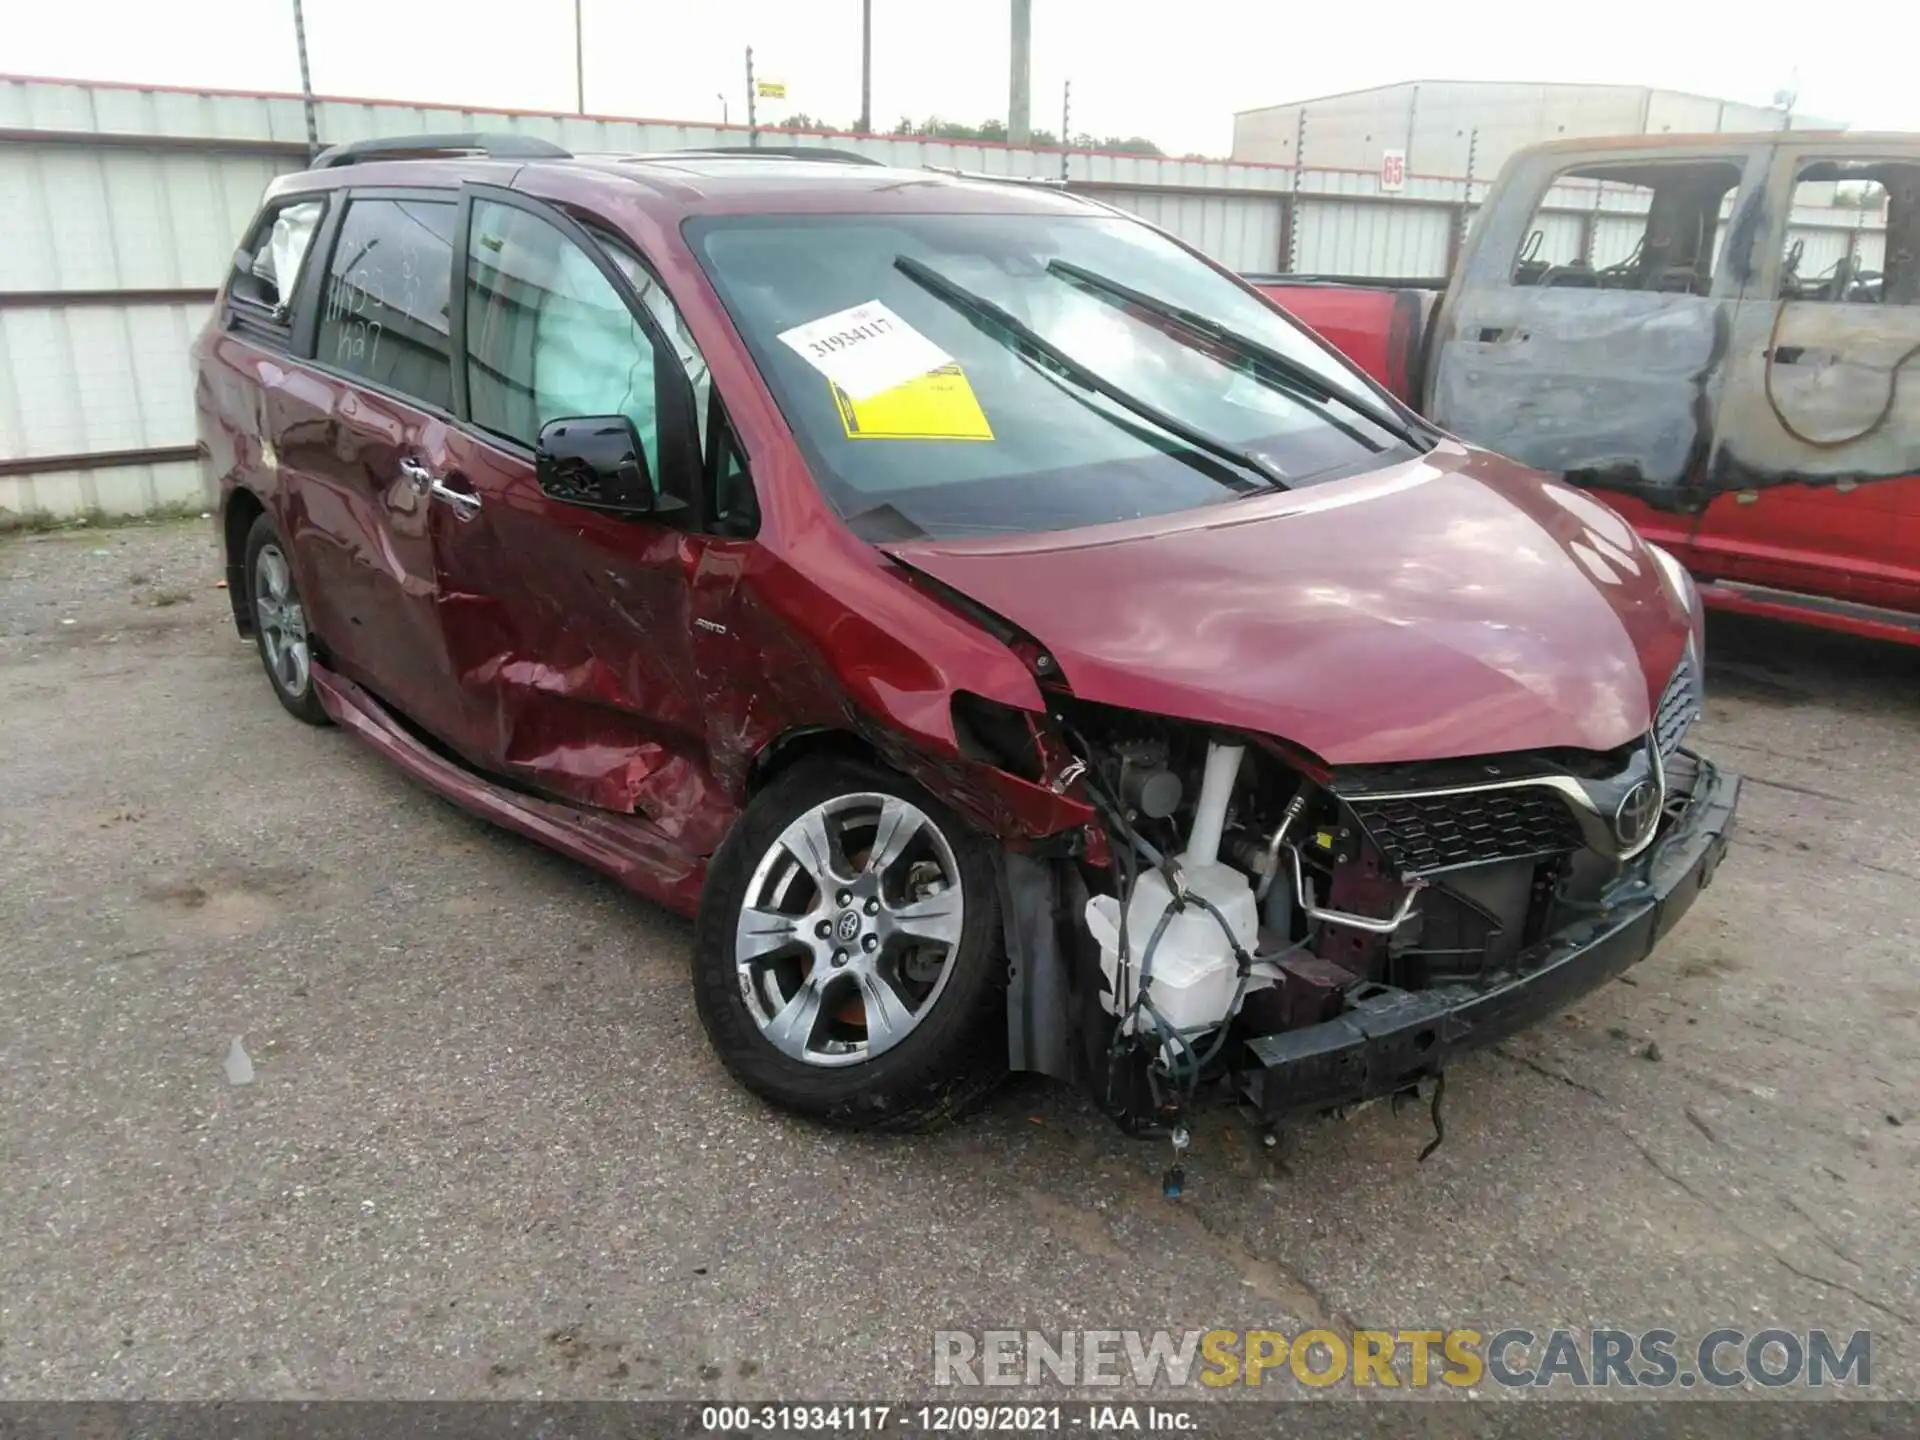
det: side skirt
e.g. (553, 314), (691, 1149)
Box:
(1701, 580), (1920, 647)
(312, 663), (708, 917)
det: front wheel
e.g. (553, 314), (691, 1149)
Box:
(692, 759), (1007, 1131)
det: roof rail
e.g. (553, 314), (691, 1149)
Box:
(311, 132), (573, 170)
(659, 145), (885, 166)
(922, 165), (1067, 188)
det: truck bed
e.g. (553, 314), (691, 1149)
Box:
(1242, 275), (1441, 406)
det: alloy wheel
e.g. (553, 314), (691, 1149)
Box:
(734, 792), (966, 1067)
(252, 542), (310, 697)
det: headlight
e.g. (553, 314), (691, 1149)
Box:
(1644, 545), (1706, 757)
(1648, 542), (1707, 668)
(1647, 543), (1697, 614)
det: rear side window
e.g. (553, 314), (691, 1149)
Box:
(1780, 159), (1920, 306)
(317, 197), (458, 410)
(227, 197), (324, 330)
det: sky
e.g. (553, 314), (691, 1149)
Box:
(8, 0), (1915, 156)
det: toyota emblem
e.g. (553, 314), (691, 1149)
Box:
(1613, 779), (1661, 848)
(834, 910), (862, 943)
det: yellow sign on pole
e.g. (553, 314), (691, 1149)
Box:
(756, 79), (787, 100)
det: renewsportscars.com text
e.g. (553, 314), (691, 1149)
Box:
(933, 1328), (1872, 1390)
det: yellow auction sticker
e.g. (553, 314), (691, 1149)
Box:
(831, 364), (994, 441)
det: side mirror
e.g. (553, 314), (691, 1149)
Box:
(534, 416), (655, 514)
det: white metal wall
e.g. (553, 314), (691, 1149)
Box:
(1293, 200), (1455, 277)
(1098, 189), (1283, 272)
(1234, 81), (1841, 176)
(0, 300), (208, 465)
(0, 75), (1896, 519)
(0, 147), (284, 292)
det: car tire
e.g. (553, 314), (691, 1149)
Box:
(243, 512), (329, 727)
(693, 758), (1007, 1131)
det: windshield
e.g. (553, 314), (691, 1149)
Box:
(687, 211), (1420, 539)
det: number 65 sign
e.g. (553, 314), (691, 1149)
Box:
(1380, 148), (1407, 193)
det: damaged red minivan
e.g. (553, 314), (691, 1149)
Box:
(194, 134), (1739, 1144)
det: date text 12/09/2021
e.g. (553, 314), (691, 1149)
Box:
(700, 1405), (1198, 1433)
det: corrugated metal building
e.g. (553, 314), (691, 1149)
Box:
(0, 75), (1892, 520)
(1232, 80), (1836, 178)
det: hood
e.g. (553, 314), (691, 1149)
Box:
(883, 443), (1691, 766)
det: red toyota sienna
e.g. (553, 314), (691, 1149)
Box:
(193, 134), (1738, 1146)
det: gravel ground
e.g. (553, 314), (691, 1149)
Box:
(1, 519), (1915, 1402)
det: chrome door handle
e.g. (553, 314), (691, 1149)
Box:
(429, 478), (482, 521)
(397, 456), (434, 495)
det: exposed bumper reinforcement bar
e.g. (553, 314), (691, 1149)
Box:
(1240, 754), (1740, 1121)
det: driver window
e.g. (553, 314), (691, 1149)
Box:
(463, 200), (662, 486)
(1511, 159), (1743, 295)
(1780, 161), (1920, 306)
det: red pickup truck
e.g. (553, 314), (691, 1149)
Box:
(1254, 131), (1920, 646)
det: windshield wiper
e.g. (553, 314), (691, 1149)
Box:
(892, 254), (1289, 493)
(1045, 258), (1429, 451)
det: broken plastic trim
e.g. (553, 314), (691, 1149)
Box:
(951, 691), (1044, 782)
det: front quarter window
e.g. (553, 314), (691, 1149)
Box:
(464, 199), (659, 465)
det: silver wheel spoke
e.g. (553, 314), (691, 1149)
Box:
(284, 641), (310, 694)
(785, 808), (847, 891)
(765, 969), (830, 1060)
(863, 796), (922, 880)
(887, 890), (963, 949)
(856, 971), (918, 1058)
(261, 548), (290, 600)
(738, 905), (814, 963)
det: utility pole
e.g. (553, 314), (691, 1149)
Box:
(746, 46), (758, 148)
(290, 0), (318, 161)
(1774, 68), (1800, 132)
(718, 92), (729, 126)
(1060, 79), (1071, 181)
(1008, 0), (1032, 145)
(857, 0), (873, 133)
(574, 0), (586, 114)
(1451, 126), (1479, 276)
(1284, 105), (1306, 271)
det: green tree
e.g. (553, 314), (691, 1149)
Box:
(879, 116), (1159, 153)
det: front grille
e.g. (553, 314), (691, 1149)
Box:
(1655, 658), (1701, 757)
(1347, 787), (1584, 877)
